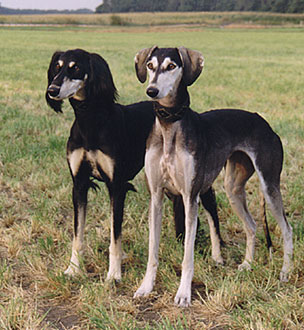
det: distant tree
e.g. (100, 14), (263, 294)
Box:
(273, 0), (290, 12)
(95, 0), (304, 13)
(287, 0), (304, 12)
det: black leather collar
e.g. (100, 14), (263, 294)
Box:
(153, 102), (188, 123)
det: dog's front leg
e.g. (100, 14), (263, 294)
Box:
(107, 187), (127, 281)
(174, 195), (198, 307)
(65, 181), (89, 276)
(134, 189), (163, 298)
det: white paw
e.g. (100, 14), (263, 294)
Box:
(280, 271), (289, 282)
(238, 260), (251, 272)
(174, 291), (191, 307)
(106, 269), (121, 282)
(213, 255), (224, 265)
(64, 264), (81, 277)
(133, 281), (154, 299)
(122, 251), (128, 260)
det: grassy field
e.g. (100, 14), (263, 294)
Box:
(0, 20), (304, 329)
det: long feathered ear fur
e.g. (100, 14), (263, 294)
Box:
(134, 46), (158, 83)
(46, 51), (64, 113)
(87, 53), (118, 104)
(178, 47), (204, 86)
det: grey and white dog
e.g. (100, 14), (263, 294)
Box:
(133, 46), (293, 307)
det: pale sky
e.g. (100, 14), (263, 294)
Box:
(1, 0), (102, 11)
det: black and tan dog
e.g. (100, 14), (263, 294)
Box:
(45, 49), (222, 281)
(133, 46), (293, 307)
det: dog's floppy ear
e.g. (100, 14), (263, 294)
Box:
(134, 45), (158, 83)
(46, 51), (64, 113)
(178, 47), (204, 86)
(87, 53), (118, 103)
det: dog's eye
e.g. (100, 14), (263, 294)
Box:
(55, 62), (61, 71)
(147, 63), (154, 70)
(167, 63), (176, 71)
(73, 65), (79, 72)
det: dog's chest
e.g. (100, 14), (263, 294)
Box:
(68, 148), (114, 181)
(154, 121), (196, 194)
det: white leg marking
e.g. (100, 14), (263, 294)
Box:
(224, 162), (256, 271)
(253, 163), (293, 281)
(206, 212), (223, 265)
(174, 196), (198, 307)
(64, 205), (86, 276)
(259, 180), (293, 281)
(107, 209), (122, 281)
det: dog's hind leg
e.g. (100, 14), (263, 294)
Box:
(259, 190), (273, 259)
(65, 179), (89, 276)
(257, 174), (293, 282)
(171, 194), (186, 240)
(200, 188), (224, 265)
(107, 185), (127, 281)
(224, 152), (256, 271)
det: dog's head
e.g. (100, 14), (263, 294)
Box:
(46, 49), (117, 112)
(135, 46), (204, 105)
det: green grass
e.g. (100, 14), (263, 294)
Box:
(0, 24), (303, 329)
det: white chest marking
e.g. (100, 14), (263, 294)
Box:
(154, 120), (196, 195)
(68, 148), (115, 181)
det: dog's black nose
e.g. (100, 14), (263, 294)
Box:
(47, 85), (60, 98)
(146, 87), (159, 98)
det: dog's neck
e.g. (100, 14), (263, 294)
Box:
(69, 97), (113, 119)
(154, 83), (190, 123)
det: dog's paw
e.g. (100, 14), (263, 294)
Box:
(174, 292), (191, 307)
(106, 269), (121, 282)
(213, 255), (224, 266)
(133, 282), (153, 299)
(238, 260), (251, 272)
(64, 264), (81, 277)
(280, 271), (289, 282)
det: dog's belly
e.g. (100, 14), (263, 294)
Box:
(68, 148), (115, 181)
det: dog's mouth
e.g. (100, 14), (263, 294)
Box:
(48, 90), (75, 101)
(48, 77), (86, 101)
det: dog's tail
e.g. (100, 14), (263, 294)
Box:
(259, 191), (273, 260)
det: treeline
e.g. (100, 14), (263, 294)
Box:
(0, 6), (93, 15)
(96, 0), (304, 13)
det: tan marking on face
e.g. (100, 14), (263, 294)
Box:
(69, 61), (76, 68)
(58, 60), (64, 67)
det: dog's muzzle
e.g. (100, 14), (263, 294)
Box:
(146, 87), (159, 98)
(47, 84), (61, 99)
